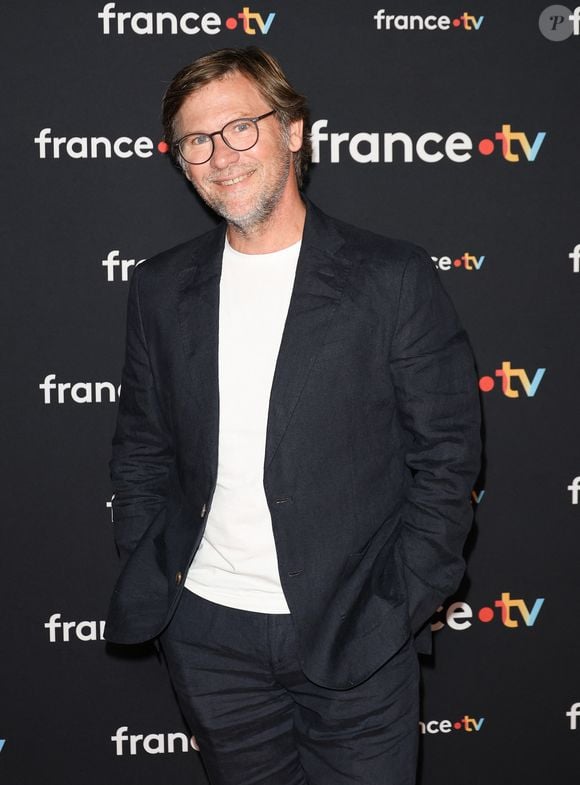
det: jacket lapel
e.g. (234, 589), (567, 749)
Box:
(175, 202), (353, 482)
(264, 202), (352, 472)
(177, 224), (225, 480)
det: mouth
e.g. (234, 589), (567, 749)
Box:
(211, 170), (255, 187)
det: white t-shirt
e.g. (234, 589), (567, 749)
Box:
(184, 235), (301, 613)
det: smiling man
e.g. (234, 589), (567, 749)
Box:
(105, 47), (481, 785)
(176, 81), (299, 242)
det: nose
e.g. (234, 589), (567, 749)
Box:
(210, 133), (240, 169)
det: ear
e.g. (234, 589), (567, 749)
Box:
(287, 118), (304, 153)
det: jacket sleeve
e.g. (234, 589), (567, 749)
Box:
(109, 264), (174, 567)
(389, 249), (481, 636)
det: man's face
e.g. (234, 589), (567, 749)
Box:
(175, 71), (302, 233)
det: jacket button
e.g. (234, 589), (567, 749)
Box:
(175, 571), (182, 585)
(200, 503), (206, 517)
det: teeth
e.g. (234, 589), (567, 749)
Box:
(219, 172), (252, 186)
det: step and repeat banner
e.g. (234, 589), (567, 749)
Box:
(2, 1), (579, 783)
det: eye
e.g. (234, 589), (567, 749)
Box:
(186, 133), (210, 147)
(231, 120), (252, 134)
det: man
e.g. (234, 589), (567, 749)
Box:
(105, 46), (481, 785)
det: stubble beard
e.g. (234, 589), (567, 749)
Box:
(192, 147), (292, 236)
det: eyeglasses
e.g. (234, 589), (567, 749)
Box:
(174, 110), (276, 165)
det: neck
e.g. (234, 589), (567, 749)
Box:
(226, 188), (306, 255)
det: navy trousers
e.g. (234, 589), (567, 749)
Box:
(159, 589), (419, 785)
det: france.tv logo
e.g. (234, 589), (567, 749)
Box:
(432, 252), (485, 271)
(373, 11), (484, 31)
(98, 4), (276, 35)
(478, 125), (545, 162)
(432, 592), (545, 632)
(310, 121), (546, 164)
(478, 362), (546, 397)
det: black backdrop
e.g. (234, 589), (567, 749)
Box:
(3, 2), (580, 783)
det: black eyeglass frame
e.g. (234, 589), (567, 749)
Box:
(174, 110), (276, 165)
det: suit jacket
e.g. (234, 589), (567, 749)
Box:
(104, 199), (481, 689)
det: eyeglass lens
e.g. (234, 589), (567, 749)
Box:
(179, 118), (259, 164)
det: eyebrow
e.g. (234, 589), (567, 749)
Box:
(181, 110), (268, 135)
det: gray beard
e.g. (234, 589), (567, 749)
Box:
(194, 150), (292, 236)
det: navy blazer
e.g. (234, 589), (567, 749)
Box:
(104, 199), (481, 689)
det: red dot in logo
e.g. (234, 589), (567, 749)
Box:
(478, 376), (495, 393)
(157, 141), (169, 154)
(453, 722), (462, 730)
(478, 606), (494, 623)
(452, 18), (461, 27)
(478, 139), (494, 155)
(453, 258), (462, 268)
(225, 17), (237, 29)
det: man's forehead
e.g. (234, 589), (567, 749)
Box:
(177, 72), (269, 128)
